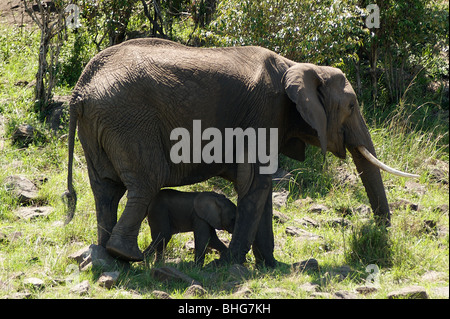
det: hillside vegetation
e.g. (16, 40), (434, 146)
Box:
(0, 0), (448, 299)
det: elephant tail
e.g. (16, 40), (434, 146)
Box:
(62, 94), (81, 225)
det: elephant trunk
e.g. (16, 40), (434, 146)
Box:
(349, 146), (391, 226)
(345, 112), (391, 225)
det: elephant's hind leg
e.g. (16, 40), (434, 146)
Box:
(107, 191), (156, 261)
(84, 152), (126, 247)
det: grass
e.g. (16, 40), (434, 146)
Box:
(0, 24), (448, 300)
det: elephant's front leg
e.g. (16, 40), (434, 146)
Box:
(252, 190), (276, 267)
(223, 172), (273, 265)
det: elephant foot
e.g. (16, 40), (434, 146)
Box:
(255, 257), (278, 269)
(106, 235), (143, 262)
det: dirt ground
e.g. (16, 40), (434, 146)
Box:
(0, 0), (34, 26)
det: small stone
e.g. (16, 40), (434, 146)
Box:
(294, 217), (319, 228)
(299, 282), (320, 293)
(152, 290), (172, 299)
(184, 284), (207, 297)
(389, 199), (419, 211)
(272, 168), (292, 182)
(431, 286), (449, 299)
(8, 292), (33, 299)
(4, 175), (39, 204)
(228, 264), (251, 281)
(272, 190), (289, 208)
(434, 204), (449, 214)
(69, 244), (128, 272)
(70, 280), (90, 296)
(354, 205), (371, 217)
(23, 277), (44, 290)
(387, 286), (429, 299)
(334, 290), (358, 299)
(356, 286), (378, 295)
(421, 271), (447, 282)
(232, 286), (252, 297)
(151, 266), (200, 286)
(285, 226), (322, 240)
(294, 197), (313, 207)
(309, 204), (329, 214)
(98, 271), (120, 289)
(292, 258), (320, 272)
(311, 292), (333, 299)
(273, 210), (289, 223)
(15, 206), (53, 221)
(12, 124), (44, 146)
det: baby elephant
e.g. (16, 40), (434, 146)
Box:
(144, 189), (236, 266)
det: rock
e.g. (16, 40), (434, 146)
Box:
(334, 290), (358, 299)
(299, 282), (320, 293)
(272, 168), (293, 182)
(389, 199), (419, 211)
(23, 277), (44, 290)
(70, 280), (90, 296)
(0, 231), (22, 244)
(320, 266), (352, 285)
(272, 189), (289, 208)
(152, 290), (172, 299)
(12, 124), (44, 146)
(294, 217), (319, 228)
(311, 292), (333, 299)
(184, 284), (208, 297)
(404, 181), (427, 195)
(15, 206), (53, 220)
(6, 292), (32, 299)
(228, 264), (251, 281)
(98, 271), (120, 289)
(434, 204), (449, 214)
(273, 210), (289, 223)
(309, 204), (329, 214)
(232, 286), (252, 297)
(387, 286), (429, 299)
(69, 244), (128, 272)
(431, 286), (449, 298)
(326, 217), (353, 228)
(421, 271), (447, 282)
(354, 204), (371, 217)
(4, 175), (39, 204)
(294, 197), (313, 207)
(356, 286), (378, 295)
(151, 266), (200, 286)
(292, 258), (320, 272)
(429, 168), (448, 184)
(285, 226), (322, 240)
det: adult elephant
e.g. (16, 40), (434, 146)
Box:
(63, 38), (417, 266)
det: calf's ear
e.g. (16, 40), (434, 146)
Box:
(194, 193), (222, 229)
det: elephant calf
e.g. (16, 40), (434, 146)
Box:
(144, 189), (236, 266)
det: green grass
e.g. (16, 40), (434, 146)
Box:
(0, 24), (448, 299)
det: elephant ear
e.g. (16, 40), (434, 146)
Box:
(283, 63), (327, 155)
(194, 193), (222, 229)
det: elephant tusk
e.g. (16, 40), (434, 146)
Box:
(357, 146), (420, 178)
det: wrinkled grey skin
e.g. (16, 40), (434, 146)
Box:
(64, 38), (390, 266)
(144, 189), (236, 266)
